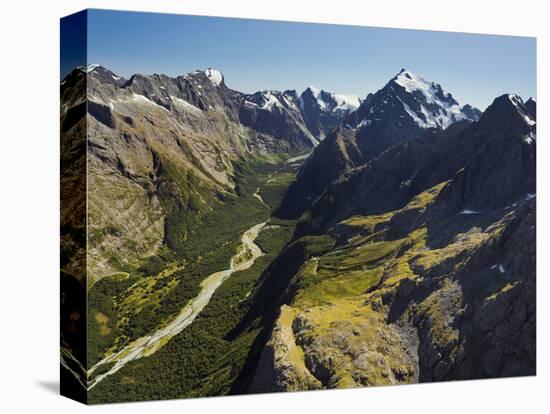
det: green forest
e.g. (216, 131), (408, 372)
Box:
(88, 154), (302, 402)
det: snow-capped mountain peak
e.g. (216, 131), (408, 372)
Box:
(393, 69), (454, 103)
(306, 85), (322, 96)
(351, 69), (481, 131)
(205, 68), (223, 86)
(391, 69), (471, 129)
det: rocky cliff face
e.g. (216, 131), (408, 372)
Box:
(299, 86), (361, 140)
(61, 67), (88, 284)
(239, 89), (317, 150)
(247, 94), (535, 392)
(86, 67), (244, 281)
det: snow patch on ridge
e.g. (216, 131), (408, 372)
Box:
(356, 119), (372, 128)
(524, 132), (536, 144)
(508, 94), (536, 127)
(246, 91), (290, 111)
(170, 96), (202, 113)
(397, 97), (430, 128)
(131, 94), (168, 111)
(260, 92), (282, 110)
(333, 94), (362, 112)
(304, 86), (361, 114)
(460, 209), (479, 215)
(77, 64), (100, 74)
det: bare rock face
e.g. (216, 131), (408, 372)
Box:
(249, 306), (322, 392)
(250, 300), (418, 392)
(239, 90), (318, 151)
(296, 314), (418, 388)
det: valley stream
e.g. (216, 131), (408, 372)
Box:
(86, 220), (268, 390)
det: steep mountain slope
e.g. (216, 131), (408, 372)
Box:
(61, 66), (88, 285)
(243, 94), (535, 392)
(280, 69), (481, 217)
(63, 65), (320, 282)
(85, 66), (246, 281)
(299, 86), (361, 140)
(240, 89), (317, 149)
(297, 95), (535, 235)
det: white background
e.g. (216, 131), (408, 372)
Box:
(0, 0), (546, 412)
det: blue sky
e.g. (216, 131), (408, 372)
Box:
(64, 9), (536, 110)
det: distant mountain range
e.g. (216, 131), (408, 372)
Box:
(66, 64), (366, 152)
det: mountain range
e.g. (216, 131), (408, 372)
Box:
(239, 91), (535, 391)
(279, 69), (483, 217)
(62, 64), (385, 281)
(60, 64), (536, 402)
